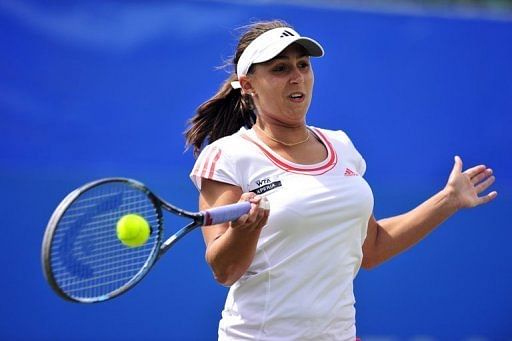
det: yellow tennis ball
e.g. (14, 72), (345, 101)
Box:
(116, 214), (150, 247)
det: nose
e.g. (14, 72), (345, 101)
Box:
(290, 66), (304, 84)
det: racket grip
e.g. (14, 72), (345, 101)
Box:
(203, 201), (252, 225)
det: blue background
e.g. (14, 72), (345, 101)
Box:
(1, 1), (511, 340)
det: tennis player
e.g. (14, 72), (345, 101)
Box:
(185, 20), (497, 340)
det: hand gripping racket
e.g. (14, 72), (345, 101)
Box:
(41, 178), (250, 303)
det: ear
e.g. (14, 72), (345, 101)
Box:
(239, 76), (255, 96)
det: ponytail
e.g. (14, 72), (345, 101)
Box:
(185, 73), (255, 157)
(185, 19), (290, 157)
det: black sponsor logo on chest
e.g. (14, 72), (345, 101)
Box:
(250, 178), (282, 195)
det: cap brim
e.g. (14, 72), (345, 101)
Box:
(253, 36), (324, 64)
(294, 37), (324, 57)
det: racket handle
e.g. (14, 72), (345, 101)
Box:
(203, 201), (252, 225)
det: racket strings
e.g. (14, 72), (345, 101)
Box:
(49, 182), (161, 302)
(51, 207), (158, 246)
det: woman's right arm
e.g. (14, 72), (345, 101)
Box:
(199, 178), (269, 286)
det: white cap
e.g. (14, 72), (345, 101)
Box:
(231, 27), (324, 89)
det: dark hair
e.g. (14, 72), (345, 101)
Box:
(185, 19), (292, 157)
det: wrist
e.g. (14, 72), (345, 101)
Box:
(440, 185), (462, 212)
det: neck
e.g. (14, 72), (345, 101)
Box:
(253, 123), (310, 147)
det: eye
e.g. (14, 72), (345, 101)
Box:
(298, 61), (310, 69)
(272, 64), (287, 73)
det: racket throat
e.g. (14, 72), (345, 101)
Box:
(158, 221), (200, 258)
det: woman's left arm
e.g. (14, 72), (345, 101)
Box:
(362, 156), (497, 269)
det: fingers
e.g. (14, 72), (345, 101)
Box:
(470, 168), (493, 185)
(455, 155), (492, 183)
(234, 192), (256, 224)
(232, 194), (270, 230)
(464, 164), (487, 179)
(475, 174), (496, 194)
(477, 191), (498, 206)
(247, 196), (270, 224)
(259, 196), (270, 210)
(234, 205), (268, 229)
(239, 192), (256, 203)
(453, 155), (463, 174)
(447, 155), (498, 208)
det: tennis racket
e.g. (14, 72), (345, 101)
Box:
(41, 177), (251, 303)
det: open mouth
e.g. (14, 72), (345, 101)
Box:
(288, 92), (305, 102)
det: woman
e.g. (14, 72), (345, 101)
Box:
(185, 20), (497, 340)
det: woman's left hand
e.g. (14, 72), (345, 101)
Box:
(444, 155), (498, 209)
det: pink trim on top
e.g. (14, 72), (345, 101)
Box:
(192, 146), (222, 180)
(242, 127), (337, 175)
(208, 148), (222, 178)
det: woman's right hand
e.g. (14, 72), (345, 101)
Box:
(199, 178), (270, 286)
(231, 192), (270, 232)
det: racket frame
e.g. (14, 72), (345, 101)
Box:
(41, 178), (209, 303)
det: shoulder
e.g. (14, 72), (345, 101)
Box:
(192, 127), (258, 175)
(310, 126), (357, 147)
(311, 126), (365, 160)
(190, 128), (253, 190)
(311, 126), (367, 175)
(200, 127), (253, 158)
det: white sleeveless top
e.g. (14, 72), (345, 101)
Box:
(190, 127), (374, 340)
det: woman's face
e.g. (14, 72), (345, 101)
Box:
(243, 44), (314, 127)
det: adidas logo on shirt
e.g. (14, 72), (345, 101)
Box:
(344, 168), (358, 176)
